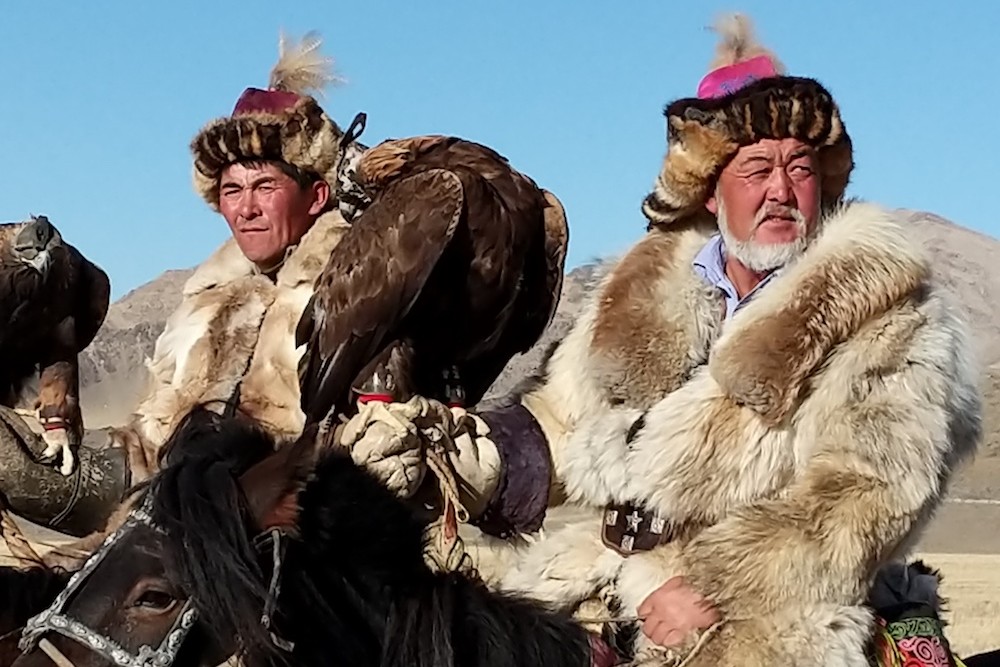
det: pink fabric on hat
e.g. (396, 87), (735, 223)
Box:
(696, 54), (779, 99)
(231, 87), (303, 116)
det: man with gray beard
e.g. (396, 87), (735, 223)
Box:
(695, 146), (821, 320)
(332, 13), (980, 667)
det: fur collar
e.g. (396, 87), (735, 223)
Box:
(589, 200), (930, 425)
(183, 211), (350, 296)
(708, 200), (929, 425)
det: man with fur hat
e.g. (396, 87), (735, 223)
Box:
(109, 31), (368, 484)
(337, 14), (981, 666)
(0, 32), (369, 542)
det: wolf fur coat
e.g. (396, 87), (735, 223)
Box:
(108, 211), (349, 481)
(477, 200), (981, 666)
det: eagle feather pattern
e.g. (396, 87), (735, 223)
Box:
(297, 169), (465, 424)
(297, 137), (569, 427)
(0, 215), (110, 475)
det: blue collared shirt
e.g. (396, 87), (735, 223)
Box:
(692, 234), (779, 320)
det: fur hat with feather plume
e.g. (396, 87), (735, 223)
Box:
(190, 31), (348, 210)
(641, 13), (854, 230)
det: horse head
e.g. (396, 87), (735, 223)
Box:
(12, 404), (594, 667)
(11, 406), (321, 667)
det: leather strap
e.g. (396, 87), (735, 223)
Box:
(600, 502), (678, 556)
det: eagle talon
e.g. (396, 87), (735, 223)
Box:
(39, 427), (77, 477)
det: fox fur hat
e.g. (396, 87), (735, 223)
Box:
(189, 32), (349, 211)
(641, 14), (854, 229)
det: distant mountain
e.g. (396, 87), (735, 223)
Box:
(79, 268), (193, 428)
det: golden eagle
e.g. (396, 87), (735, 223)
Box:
(296, 134), (568, 427)
(0, 215), (111, 475)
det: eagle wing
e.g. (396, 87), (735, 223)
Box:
(537, 189), (570, 333)
(0, 263), (45, 349)
(70, 250), (111, 351)
(451, 189), (570, 407)
(356, 135), (452, 190)
(297, 168), (464, 425)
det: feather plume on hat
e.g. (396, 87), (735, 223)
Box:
(706, 13), (785, 74)
(270, 30), (345, 96)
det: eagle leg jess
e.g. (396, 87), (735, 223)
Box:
(35, 360), (83, 476)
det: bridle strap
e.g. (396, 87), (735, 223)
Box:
(19, 496), (199, 667)
(252, 527), (295, 652)
(20, 497), (296, 666)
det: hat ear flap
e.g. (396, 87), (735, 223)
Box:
(642, 111), (739, 228)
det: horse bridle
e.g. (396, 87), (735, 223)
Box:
(19, 495), (294, 667)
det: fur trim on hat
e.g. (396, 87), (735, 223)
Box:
(641, 15), (854, 230)
(190, 32), (346, 211)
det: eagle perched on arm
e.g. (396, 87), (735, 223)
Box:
(296, 134), (569, 428)
(0, 215), (111, 475)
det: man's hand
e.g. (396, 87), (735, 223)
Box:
(637, 576), (721, 648)
(338, 398), (433, 498)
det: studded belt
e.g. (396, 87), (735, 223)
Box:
(601, 502), (679, 556)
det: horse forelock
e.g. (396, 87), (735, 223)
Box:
(131, 403), (593, 667)
(147, 407), (285, 662)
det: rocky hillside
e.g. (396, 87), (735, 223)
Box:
(76, 209), (1000, 496)
(79, 269), (193, 427)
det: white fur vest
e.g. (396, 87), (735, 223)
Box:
(128, 211), (348, 455)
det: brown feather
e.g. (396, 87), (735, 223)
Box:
(299, 135), (567, 424)
(298, 169), (464, 421)
(0, 216), (109, 428)
(539, 190), (570, 335)
(298, 137), (568, 423)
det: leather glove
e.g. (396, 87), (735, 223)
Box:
(337, 397), (503, 515)
(446, 407), (502, 518)
(338, 397), (435, 498)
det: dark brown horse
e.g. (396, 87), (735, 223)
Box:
(0, 565), (70, 666)
(10, 407), (594, 667)
(965, 650), (1000, 667)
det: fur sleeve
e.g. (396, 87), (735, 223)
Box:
(471, 283), (645, 528)
(112, 303), (195, 481)
(517, 289), (648, 507)
(624, 295), (981, 617)
(679, 368), (976, 618)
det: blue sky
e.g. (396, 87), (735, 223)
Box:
(3, 1), (998, 299)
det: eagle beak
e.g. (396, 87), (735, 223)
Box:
(15, 246), (40, 260)
(13, 215), (59, 266)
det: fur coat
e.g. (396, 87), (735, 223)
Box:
(488, 200), (982, 666)
(110, 211), (349, 481)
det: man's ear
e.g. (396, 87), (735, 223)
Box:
(705, 193), (719, 215)
(308, 179), (331, 217)
(238, 427), (320, 532)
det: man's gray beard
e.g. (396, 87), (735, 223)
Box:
(716, 197), (816, 273)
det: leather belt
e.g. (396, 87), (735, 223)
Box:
(601, 502), (678, 556)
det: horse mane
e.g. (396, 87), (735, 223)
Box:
(0, 565), (72, 635)
(147, 406), (281, 663)
(146, 404), (591, 667)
